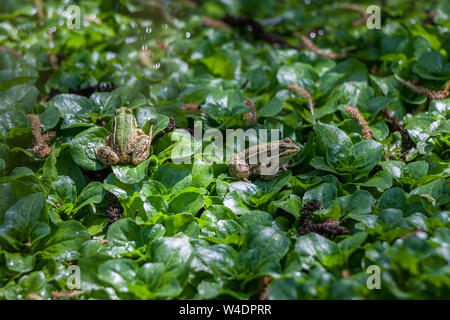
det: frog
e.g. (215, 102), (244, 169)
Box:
(228, 138), (300, 181)
(94, 107), (153, 166)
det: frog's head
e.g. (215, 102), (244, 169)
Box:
(279, 138), (300, 159)
(114, 107), (133, 115)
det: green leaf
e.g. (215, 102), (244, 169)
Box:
(380, 161), (405, 179)
(377, 187), (406, 210)
(49, 176), (77, 207)
(238, 211), (273, 230)
(405, 161), (428, 179)
(411, 178), (446, 201)
(303, 183), (337, 207)
(295, 233), (339, 262)
(112, 157), (152, 185)
(153, 163), (191, 189)
(98, 259), (137, 291)
(69, 126), (109, 171)
(269, 194), (301, 218)
(0, 192), (49, 250)
(74, 182), (104, 213)
(191, 161), (213, 188)
(200, 51), (234, 79)
(268, 278), (298, 300)
(248, 67), (270, 92)
(168, 190), (205, 215)
(417, 51), (444, 74)
(4, 252), (35, 273)
(48, 94), (95, 129)
(151, 236), (194, 271)
(42, 220), (90, 260)
(195, 243), (238, 277)
(107, 218), (140, 252)
(370, 121), (389, 141)
(360, 172), (393, 191)
(339, 190), (376, 216)
(258, 97), (284, 117)
(254, 170), (292, 194)
(338, 232), (368, 251)
(351, 140), (383, 172)
(243, 226), (289, 268)
(314, 124), (352, 156)
(162, 213), (196, 236)
(39, 106), (60, 130)
(276, 62), (317, 87)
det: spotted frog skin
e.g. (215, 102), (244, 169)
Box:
(228, 138), (300, 181)
(94, 107), (152, 166)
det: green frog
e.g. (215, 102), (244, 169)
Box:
(229, 138), (300, 181)
(95, 107), (153, 166)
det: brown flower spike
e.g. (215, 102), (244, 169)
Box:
(27, 114), (55, 157)
(300, 36), (348, 60)
(337, 3), (370, 27)
(394, 75), (450, 100)
(242, 98), (259, 125)
(345, 105), (373, 139)
(288, 83), (315, 117)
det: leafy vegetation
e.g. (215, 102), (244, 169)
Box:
(0, 0), (449, 300)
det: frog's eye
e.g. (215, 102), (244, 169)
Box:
(284, 138), (292, 143)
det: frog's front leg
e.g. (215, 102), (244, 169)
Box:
(95, 141), (120, 165)
(229, 155), (250, 182)
(259, 162), (280, 180)
(131, 125), (153, 165)
(230, 164), (250, 181)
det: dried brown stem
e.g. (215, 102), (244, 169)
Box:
(288, 83), (315, 117)
(221, 14), (291, 48)
(47, 51), (58, 69)
(34, 0), (44, 26)
(256, 276), (271, 300)
(27, 293), (44, 300)
(370, 65), (389, 77)
(240, 79), (249, 89)
(424, 11), (437, 25)
(394, 74), (450, 100)
(84, 14), (101, 25)
(399, 228), (422, 240)
(182, 103), (205, 114)
(52, 290), (83, 299)
(155, 40), (170, 51)
(337, 3), (370, 26)
(139, 49), (154, 69)
(27, 114), (55, 157)
(342, 269), (351, 280)
(345, 105), (373, 139)
(202, 16), (230, 29)
(242, 98), (259, 125)
(300, 36), (348, 60)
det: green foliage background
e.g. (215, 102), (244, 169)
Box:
(0, 0), (449, 299)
